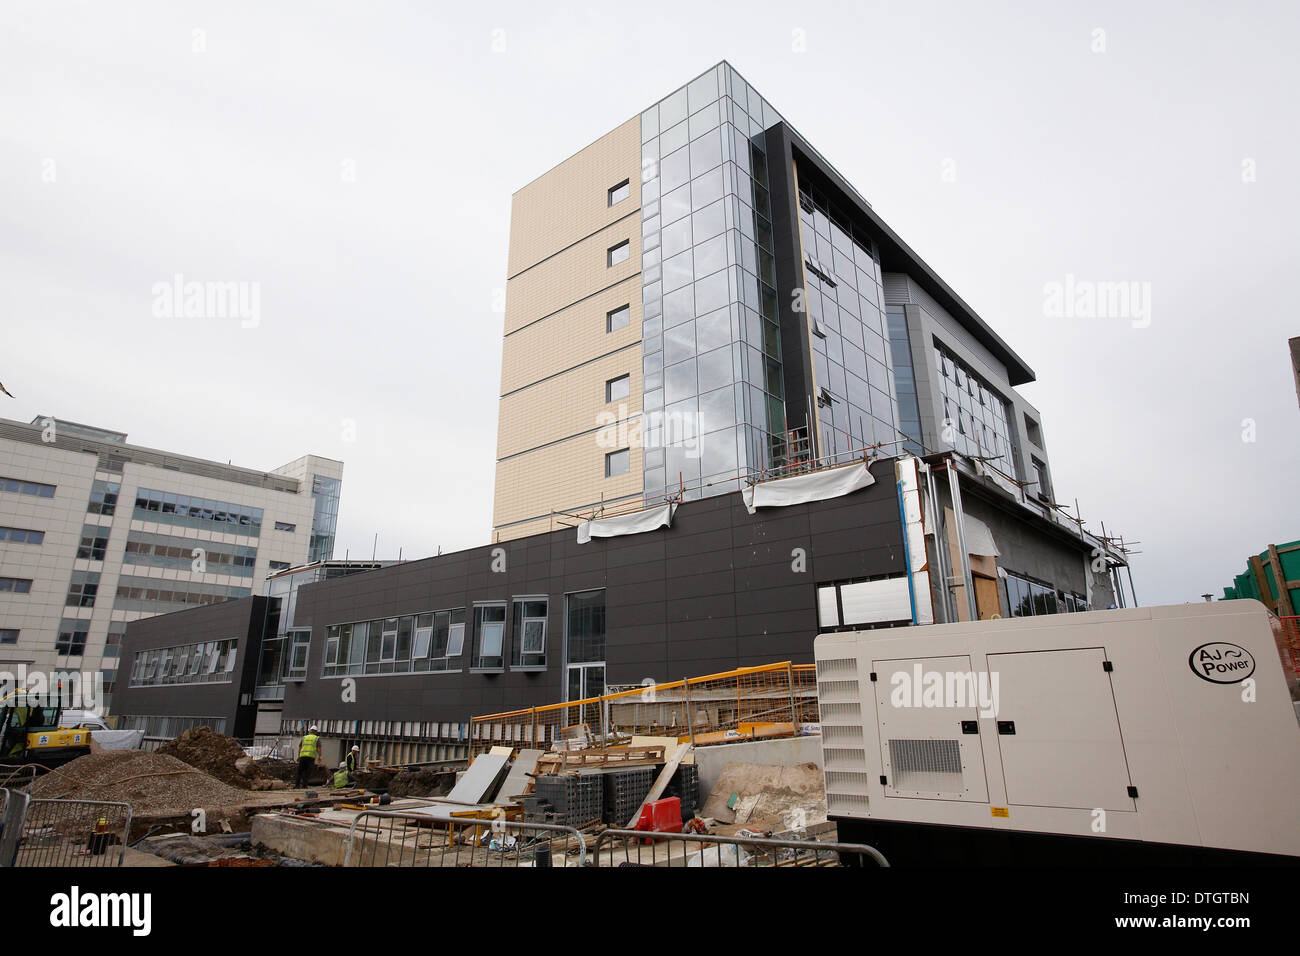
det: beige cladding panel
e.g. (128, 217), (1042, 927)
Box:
(505, 219), (641, 336)
(499, 277), (642, 395)
(507, 116), (641, 279)
(497, 353), (642, 460)
(492, 435), (642, 531)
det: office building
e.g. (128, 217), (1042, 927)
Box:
(0, 414), (342, 711)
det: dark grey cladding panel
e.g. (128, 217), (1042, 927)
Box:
(112, 596), (265, 738)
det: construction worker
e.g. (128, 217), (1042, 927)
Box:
(330, 761), (350, 790)
(345, 744), (361, 785)
(295, 725), (321, 788)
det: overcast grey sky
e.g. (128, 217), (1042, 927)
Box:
(2, 0), (1296, 606)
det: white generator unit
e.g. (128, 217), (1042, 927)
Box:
(814, 600), (1300, 864)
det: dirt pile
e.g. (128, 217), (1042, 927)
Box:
(28, 750), (250, 816)
(158, 726), (257, 789)
(388, 768), (455, 798)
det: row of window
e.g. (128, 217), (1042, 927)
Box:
(113, 575), (251, 612)
(0, 526), (44, 545)
(133, 488), (264, 534)
(122, 530), (258, 575)
(128, 639), (239, 686)
(1004, 571), (1089, 617)
(1, 476), (56, 498)
(321, 610), (469, 677)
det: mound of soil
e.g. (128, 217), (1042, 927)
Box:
(29, 750), (248, 816)
(388, 768), (454, 798)
(158, 727), (256, 790)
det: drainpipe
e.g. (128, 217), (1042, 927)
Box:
(946, 458), (979, 622)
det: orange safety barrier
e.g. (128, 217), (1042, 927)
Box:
(470, 661), (819, 754)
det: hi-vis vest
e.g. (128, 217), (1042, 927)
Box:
(299, 734), (319, 759)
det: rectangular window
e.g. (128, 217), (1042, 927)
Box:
(269, 560), (291, 571)
(87, 479), (120, 515)
(473, 604), (506, 670)
(1, 476), (56, 498)
(565, 590), (606, 665)
(0, 577), (33, 594)
(607, 240), (630, 267)
(55, 621), (89, 657)
(0, 527), (44, 545)
(380, 619), (398, 662)
(605, 448), (630, 477)
(1031, 458), (1052, 501)
(274, 521), (296, 532)
(412, 613), (433, 660)
(0, 628), (18, 644)
(510, 598), (548, 668)
(65, 571), (100, 607)
(446, 618), (466, 658)
(606, 374), (630, 403)
(606, 304), (631, 333)
(77, 524), (110, 561)
(608, 179), (630, 206)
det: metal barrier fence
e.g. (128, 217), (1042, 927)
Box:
(11, 798), (132, 868)
(471, 661), (819, 753)
(0, 788), (30, 867)
(343, 810), (588, 868)
(591, 829), (890, 868)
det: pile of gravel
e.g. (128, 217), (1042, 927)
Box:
(158, 726), (257, 790)
(29, 750), (249, 816)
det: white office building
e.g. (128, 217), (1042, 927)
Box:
(0, 415), (343, 712)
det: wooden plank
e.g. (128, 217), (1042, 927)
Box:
(624, 742), (691, 829)
(1250, 554), (1276, 612)
(1268, 545), (1297, 617)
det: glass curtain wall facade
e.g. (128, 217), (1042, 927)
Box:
(796, 184), (902, 463)
(934, 343), (1021, 479)
(308, 474), (340, 562)
(638, 63), (788, 502)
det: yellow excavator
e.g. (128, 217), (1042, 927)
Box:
(0, 691), (93, 768)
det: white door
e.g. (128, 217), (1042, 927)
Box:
(988, 648), (1135, 811)
(872, 654), (989, 802)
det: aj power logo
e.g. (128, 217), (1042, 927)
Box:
(49, 886), (151, 936)
(1188, 642), (1256, 684)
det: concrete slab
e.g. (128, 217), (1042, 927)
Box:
(445, 753), (510, 805)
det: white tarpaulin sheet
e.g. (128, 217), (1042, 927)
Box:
(576, 502), (676, 544)
(963, 513), (1000, 557)
(742, 462), (875, 515)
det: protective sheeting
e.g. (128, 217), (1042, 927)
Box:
(87, 729), (144, 751)
(895, 458), (934, 625)
(576, 502), (676, 544)
(963, 513), (1001, 557)
(839, 577), (914, 626)
(975, 457), (1023, 501)
(742, 462), (875, 515)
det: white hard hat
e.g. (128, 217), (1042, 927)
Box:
(351, 745), (360, 752)
(309, 725), (319, 732)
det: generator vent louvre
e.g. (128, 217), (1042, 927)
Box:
(824, 770), (870, 795)
(822, 747), (867, 770)
(888, 738), (962, 775)
(817, 679), (859, 702)
(819, 701), (861, 720)
(827, 792), (870, 816)
(816, 657), (857, 677)
(822, 724), (863, 744)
